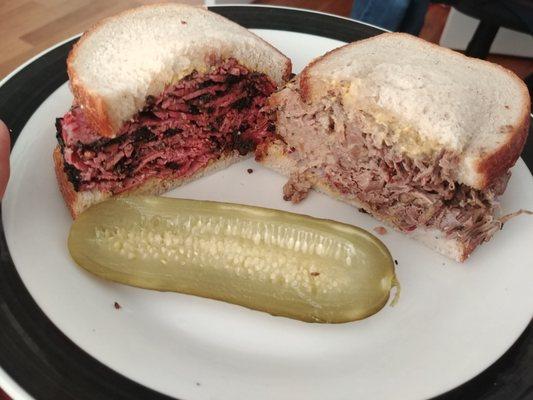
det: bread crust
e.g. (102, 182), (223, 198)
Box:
(54, 147), (85, 218)
(474, 102), (530, 189)
(54, 146), (247, 218)
(67, 77), (116, 137)
(298, 32), (531, 190)
(67, 3), (291, 138)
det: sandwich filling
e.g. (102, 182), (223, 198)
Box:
(56, 59), (276, 193)
(266, 83), (509, 253)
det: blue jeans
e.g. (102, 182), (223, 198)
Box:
(351, 0), (430, 34)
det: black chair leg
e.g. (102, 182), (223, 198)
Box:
(465, 20), (500, 59)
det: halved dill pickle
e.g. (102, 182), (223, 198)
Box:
(68, 196), (399, 323)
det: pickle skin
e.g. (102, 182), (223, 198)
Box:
(68, 196), (399, 323)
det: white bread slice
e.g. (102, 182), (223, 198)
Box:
(54, 147), (247, 218)
(299, 32), (530, 190)
(67, 3), (291, 138)
(259, 140), (471, 262)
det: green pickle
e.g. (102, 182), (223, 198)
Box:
(68, 196), (399, 323)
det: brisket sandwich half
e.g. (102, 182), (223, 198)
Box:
(259, 33), (530, 262)
(55, 4), (291, 218)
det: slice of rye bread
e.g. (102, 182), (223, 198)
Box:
(298, 32), (530, 190)
(258, 140), (474, 262)
(53, 147), (247, 218)
(67, 3), (291, 138)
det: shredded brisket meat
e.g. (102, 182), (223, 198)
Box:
(325, 135), (509, 250)
(56, 59), (276, 193)
(274, 84), (510, 250)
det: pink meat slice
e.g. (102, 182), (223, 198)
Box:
(56, 58), (276, 193)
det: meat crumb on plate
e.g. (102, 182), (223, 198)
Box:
(283, 172), (313, 203)
(373, 226), (387, 235)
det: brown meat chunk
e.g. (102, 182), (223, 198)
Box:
(283, 172), (313, 203)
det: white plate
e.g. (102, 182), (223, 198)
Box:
(3, 28), (533, 400)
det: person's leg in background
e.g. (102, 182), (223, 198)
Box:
(399, 0), (430, 34)
(351, 0), (410, 31)
(351, 0), (430, 35)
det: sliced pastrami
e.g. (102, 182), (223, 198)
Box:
(56, 59), (276, 193)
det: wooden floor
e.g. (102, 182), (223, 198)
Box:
(0, 1), (532, 80)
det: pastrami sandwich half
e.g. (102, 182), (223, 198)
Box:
(258, 33), (530, 262)
(54, 3), (291, 218)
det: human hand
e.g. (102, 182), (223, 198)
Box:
(0, 121), (10, 199)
